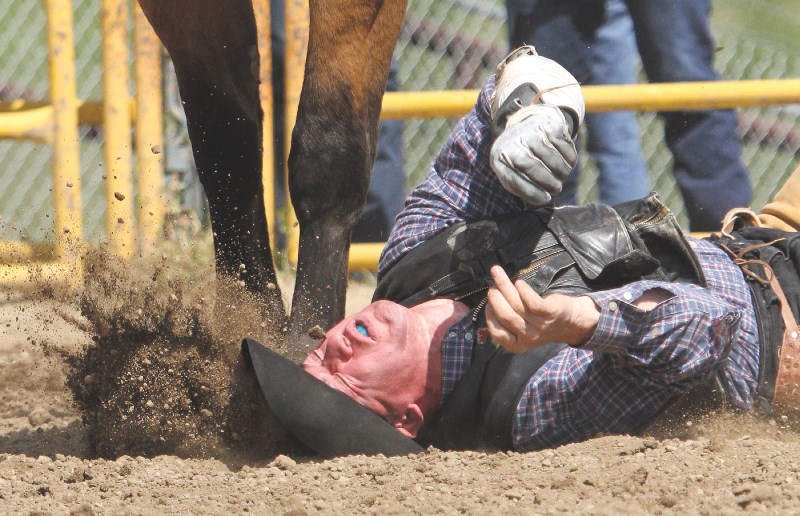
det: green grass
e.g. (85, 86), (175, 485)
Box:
(712, 0), (800, 50)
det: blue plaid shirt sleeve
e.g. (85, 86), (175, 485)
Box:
(511, 278), (744, 452)
(586, 282), (739, 385)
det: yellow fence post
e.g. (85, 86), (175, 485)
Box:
(254, 0), (277, 253)
(133, 4), (164, 252)
(46, 0), (82, 267)
(283, 0), (309, 267)
(101, 0), (134, 259)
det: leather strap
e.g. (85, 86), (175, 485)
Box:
(770, 275), (800, 412)
(717, 210), (800, 413)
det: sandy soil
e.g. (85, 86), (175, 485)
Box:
(3, 249), (800, 514)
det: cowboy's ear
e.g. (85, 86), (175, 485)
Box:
(394, 404), (424, 438)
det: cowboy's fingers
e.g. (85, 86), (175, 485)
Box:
(488, 105), (577, 205)
(515, 279), (556, 320)
(485, 302), (520, 351)
(536, 117), (578, 172)
(490, 265), (527, 311)
(509, 122), (576, 183)
(486, 285), (526, 337)
(486, 267), (533, 343)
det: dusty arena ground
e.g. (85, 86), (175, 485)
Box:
(2, 244), (800, 514)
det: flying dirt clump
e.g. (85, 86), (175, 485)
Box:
(66, 250), (300, 461)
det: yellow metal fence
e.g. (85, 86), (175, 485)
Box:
(0, 0), (163, 286)
(1, 1), (798, 281)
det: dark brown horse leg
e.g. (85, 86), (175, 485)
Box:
(137, 0), (285, 325)
(286, 0), (408, 355)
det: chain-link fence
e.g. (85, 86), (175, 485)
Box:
(396, 0), (800, 227)
(0, 0), (110, 243)
(0, 0), (798, 245)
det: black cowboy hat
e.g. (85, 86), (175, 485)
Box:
(241, 338), (425, 457)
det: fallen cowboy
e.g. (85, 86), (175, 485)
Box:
(245, 47), (800, 457)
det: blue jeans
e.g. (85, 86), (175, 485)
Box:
(507, 0), (751, 230)
(507, 0), (649, 207)
(585, 0), (649, 206)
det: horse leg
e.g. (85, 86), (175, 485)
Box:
(137, 0), (286, 325)
(286, 0), (408, 354)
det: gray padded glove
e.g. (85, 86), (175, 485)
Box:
(489, 104), (577, 205)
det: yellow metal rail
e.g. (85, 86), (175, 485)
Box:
(349, 243), (387, 271)
(283, 0), (310, 267)
(254, 0), (278, 252)
(380, 79), (800, 120)
(0, 100), (139, 143)
(0, 101), (54, 143)
(0, 262), (83, 288)
(47, 0), (83, 266)
(101, 0), (134, 259)
(6, 78), (798, 139)
(0, 242), (55, 263)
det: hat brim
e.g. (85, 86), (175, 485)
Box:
(241, 338), (425, 457)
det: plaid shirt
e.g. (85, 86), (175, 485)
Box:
(379, 75), (760, 452)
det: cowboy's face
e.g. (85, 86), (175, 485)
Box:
(302, 300), (427, 419)
(302, 299), (467, 437)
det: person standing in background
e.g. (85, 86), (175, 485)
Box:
(508, 0), (649, 207)
(506, 0), (752, 231)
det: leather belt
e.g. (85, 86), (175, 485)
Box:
(769, 274), (800, 411)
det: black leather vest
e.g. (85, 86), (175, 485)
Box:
(374, 193), (705, 451)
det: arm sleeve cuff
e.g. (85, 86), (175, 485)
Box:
(583, 285), (654, 354)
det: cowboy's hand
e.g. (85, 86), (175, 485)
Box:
(485, 265), (599, 353)
(489, 104), (577, 205)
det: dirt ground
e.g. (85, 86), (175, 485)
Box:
(3, 248), (800, 514)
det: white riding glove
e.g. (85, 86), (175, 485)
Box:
(489, 46), (584, 205)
